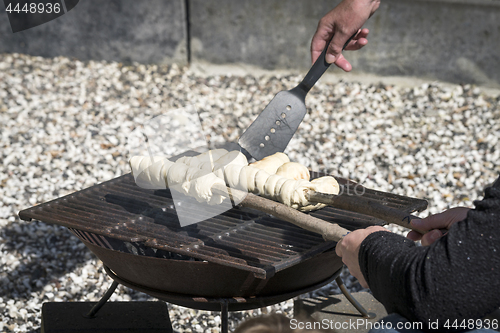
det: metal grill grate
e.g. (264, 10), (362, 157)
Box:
(19, 172), (427, 279)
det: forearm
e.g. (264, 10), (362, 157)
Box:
(360, 178), (500, 329)
(359, 231), (424, 322)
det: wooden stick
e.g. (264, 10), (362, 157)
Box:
(212, 185), (349, 242)
(307, 190), (427, 234)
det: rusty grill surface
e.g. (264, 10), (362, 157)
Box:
(19, 172), (427, 279)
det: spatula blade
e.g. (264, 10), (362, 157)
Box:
(238, 88), (306, 161)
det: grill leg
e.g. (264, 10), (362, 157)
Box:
(335, 276), (374, 319)
(220, 300), (229, 333)
(84, 281), (119, 318)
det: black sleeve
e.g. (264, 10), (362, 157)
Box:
(359, 176), (500, 331)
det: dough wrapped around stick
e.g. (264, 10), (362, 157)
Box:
(250, 152), (289, 174)
(177, 148), (228, 169)
(212, 150), (248, 179)
(276, 162), (311, 181)
(130, 155), (227, 204)
(302, 176), (340, 211)
(130, 150), (340, 211)
(129, 156), (174, 189)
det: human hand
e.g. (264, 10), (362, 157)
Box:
(335, 225), (388, 288)
(311, 0), (380, 71)
(407, 207), (471, 246)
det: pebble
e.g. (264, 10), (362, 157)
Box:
(1, 53), (499, 332)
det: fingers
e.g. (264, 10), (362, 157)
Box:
(406, 230), (423, 242)
(310, 32), (329, 64)
(333, 54), (352, 72)
(344, 28), (370, 51)
(310, 22), (370, 66)
(408, 207), (471, 245)
(420, 229), (445, 247)
(411, 207), (470, 233)
(335, 238), (344, 257)
(311, 16), (334, 64)
(325, 28), (355, 64)
(407, 229), (444, 246)
(408, 217), (447, 246)
(411, 215), (450, 232)
(325, 28), (369, 71)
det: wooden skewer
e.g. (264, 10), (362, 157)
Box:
(212, 185), (439, 240)
(212, 184), (349, 242)
(307, 190), (428, 234)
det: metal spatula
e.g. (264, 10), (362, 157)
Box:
(239, 34), (355, 161)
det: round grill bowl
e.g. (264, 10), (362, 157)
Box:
(81, 237), (343, 299)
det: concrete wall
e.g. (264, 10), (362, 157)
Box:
(0, 0), (188, 65)
(189, 0), (500, 87)
(1, 0), (499, 87)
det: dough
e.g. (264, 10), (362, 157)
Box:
(129, 156), (174, 189)
(239, 165), (260, 193)
(278, 179), (299, 206)
(311, 176), (340, 194)
(179, 149), (228, 169)
(276, 162), (310, 181)
(263, 174), (282, 198)
(130, 150), (339, 212)
(214, 150), (248, 167)
(299, 176), (340, 211)
(213, 150), (248, 179)
(254, 169), (272, 196)
(179, 166), (204, 195)
(223, 164), (245, 188)
(189, 170), (226, 204)
(166, 163), (190, 186)
(250, 152), (290, 174)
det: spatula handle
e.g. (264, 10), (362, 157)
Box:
(298, 32), (357, 94)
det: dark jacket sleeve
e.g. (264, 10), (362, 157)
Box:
(359, 176), (500, 331)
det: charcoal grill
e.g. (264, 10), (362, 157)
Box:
(19, 170), (427, 332)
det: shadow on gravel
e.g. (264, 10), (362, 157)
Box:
(0, 218), (93, 301)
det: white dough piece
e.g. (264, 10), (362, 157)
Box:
(179, 167), (204, 195)
(273, 177), (288, 198)
(180, 149), (229, 169)
(254, 169), (272, 196)
(214, 150), (248, 167)
(129, 156), (174, 189)
(130, 152), (233, 205)
(250, 152), (290, 174)
(278, 179), (299, 206)
(199, 161), (214, 171)
(175, 156), (189, 165)
(311, 176), (340, 195)
(213, 150), (248, 179)
(224, 164), (245, 188)
(239, 166), (260, 192)
(189, 170), (226, 204)
(263, 174), (282, 198)
(166, 163), (190, 186)
(298, 176), (340, 212)
(276, 162), (310, 181)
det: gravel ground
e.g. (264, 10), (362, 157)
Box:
(1, 53), (499, 332)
